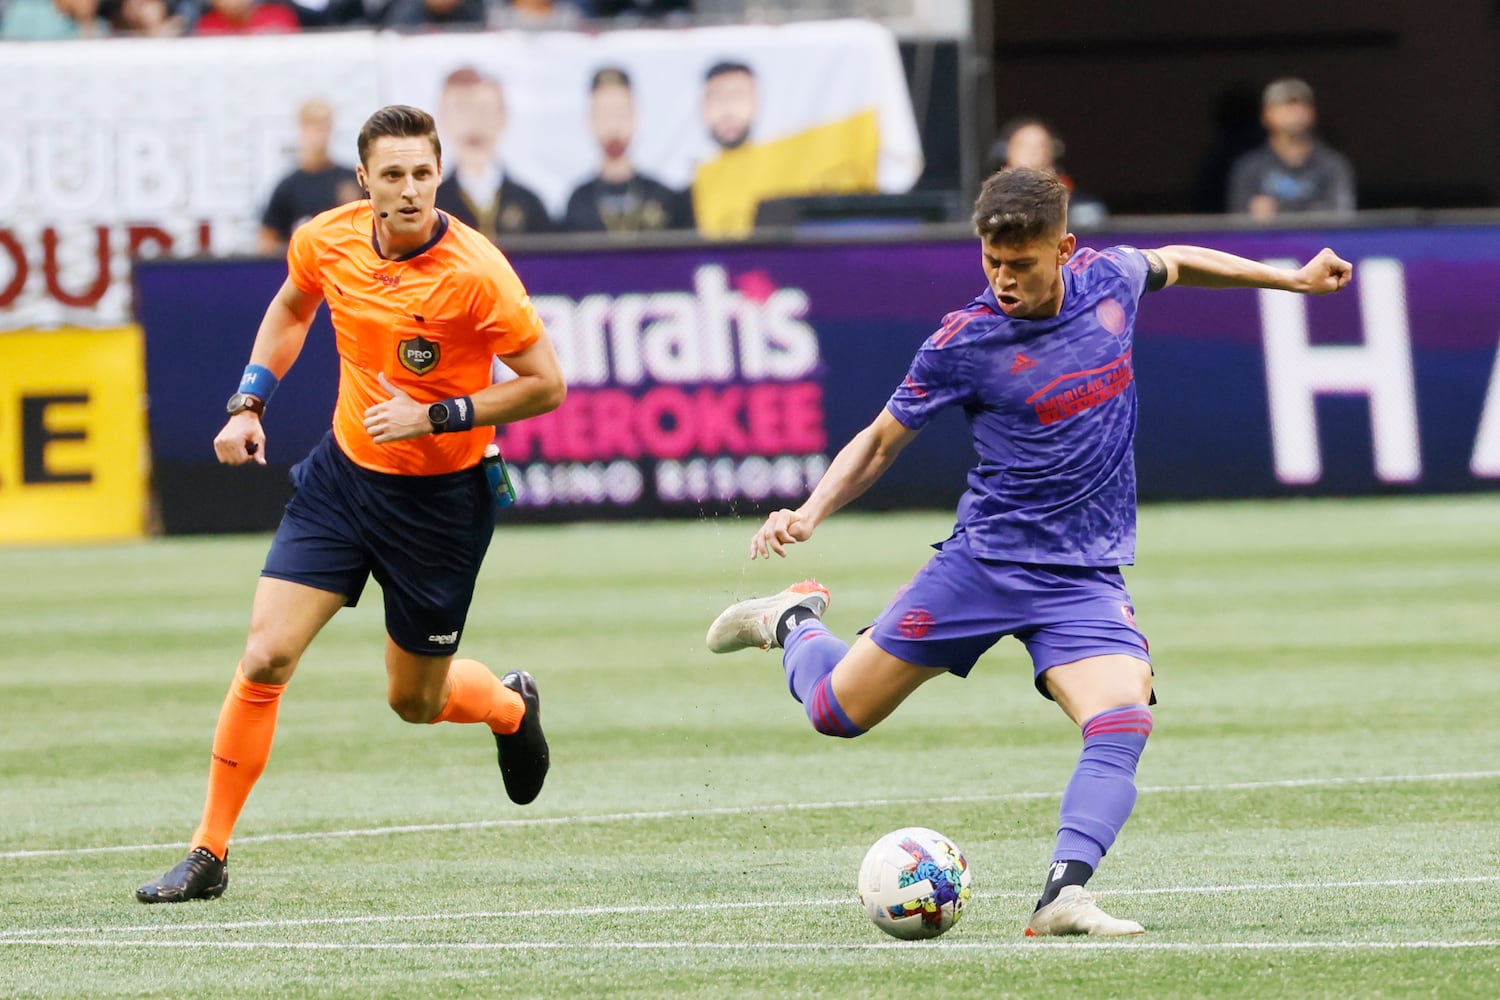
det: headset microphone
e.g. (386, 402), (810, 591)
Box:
(362, 184), (387, 219)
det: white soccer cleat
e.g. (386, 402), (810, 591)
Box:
(1024, 885), (1145, 937)
(705, 580), (831, 653)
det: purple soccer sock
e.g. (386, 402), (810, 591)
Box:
(782, 619), (863, 738)
(1051, 704), (1153, 868)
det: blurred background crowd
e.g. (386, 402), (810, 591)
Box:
(0, 0), (693, 37)
(3, 0), (1498, 241)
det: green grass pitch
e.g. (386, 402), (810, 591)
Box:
(1, 496), (1498, 998)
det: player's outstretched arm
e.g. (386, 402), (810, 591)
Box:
(212, 278), (322, 466)
(751, 409), (918, 559)
(1150, 245), (1353, 295)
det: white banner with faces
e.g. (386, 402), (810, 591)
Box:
(0, 19), (922, 329)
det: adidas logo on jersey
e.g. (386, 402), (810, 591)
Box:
(1010, 353), (1037, 374)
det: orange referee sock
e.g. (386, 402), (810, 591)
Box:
(191, 665), (285, 860)
(432, 658), (524, 735)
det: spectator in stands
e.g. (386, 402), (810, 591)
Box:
(586, 0), (689, 21)
(381, 0), (484, 28)
(258, 98), (363, 255)
(563, 67), (694, 233)
(989, 117), (1107, 227)
(319, 0), (386, 24)
(433, 67), (554, 237)
(2, 0), (110, 38)
(488, 0), (582, 29)
(106, 0), (187, 34)
(281, 0), (338, 26)
(1227, 78), (1356, 219)
(192, 0), (299, 33)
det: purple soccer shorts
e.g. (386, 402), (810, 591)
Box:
(862, 530), (1150, 699)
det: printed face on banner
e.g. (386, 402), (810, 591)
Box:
(590, 79), (636, 162)
(0, 23), (926, 329)
(703, 68), (757, 151)
(439, 69), (508, 172)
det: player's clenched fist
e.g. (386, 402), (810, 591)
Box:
(1299, 247), (1353, 295)
(213, 414), (266, 466)
(751, 508), (815, 559)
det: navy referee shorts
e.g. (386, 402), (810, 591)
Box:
(262, 432), (495, 657)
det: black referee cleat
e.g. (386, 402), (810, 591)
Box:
(135, 847), (228, 903)
(496, 671), (549, 805)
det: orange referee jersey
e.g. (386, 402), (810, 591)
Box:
(286, 202), (545, 476)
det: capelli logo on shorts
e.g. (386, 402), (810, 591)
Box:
(399, 335), (440, 376)
(427, 630), (459, 645)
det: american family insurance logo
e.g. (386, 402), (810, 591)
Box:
(1026, 351), (1135, 426)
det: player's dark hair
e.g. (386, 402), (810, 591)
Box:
(357, 105), (442, 169)
(591, 66), (631, 91)
(704, 60), (754, 83)
(971, 167), (1069, 244)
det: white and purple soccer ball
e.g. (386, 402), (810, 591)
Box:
(858, 826), (972, 940)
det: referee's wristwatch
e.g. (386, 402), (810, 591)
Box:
(225, 392), (265, 417)
(427, 400), (453, 433)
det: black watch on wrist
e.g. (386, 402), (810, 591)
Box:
(427, 400), (451, 433)
(226, 392), (265, 417)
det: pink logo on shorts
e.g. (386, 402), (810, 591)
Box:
(899, 609), (935, 639)
(1121, 604), (1136, 627)
(1096, 298), (1126, 336)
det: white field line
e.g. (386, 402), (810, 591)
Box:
(1, 938), (1497, 953)
(1, 875), (1496, 942)
(3, 768), (1498, 862)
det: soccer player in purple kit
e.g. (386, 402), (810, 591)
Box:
(706, 166), (1353, 936)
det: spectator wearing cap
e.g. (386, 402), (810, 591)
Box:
(1226, 77), (1356, 219)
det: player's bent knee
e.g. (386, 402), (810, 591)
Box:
(387, 690), (443, 724)
(804, 674), (866, 738)
(807, 708), (864, 738)
(239, 640), (299, 684)
(1044, 654), (1153, 726)
(810, 716), (870, 740)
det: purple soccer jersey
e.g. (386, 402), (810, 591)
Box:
(885, 245), (1153, 566)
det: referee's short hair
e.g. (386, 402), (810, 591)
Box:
(358, 105), (441, 169)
